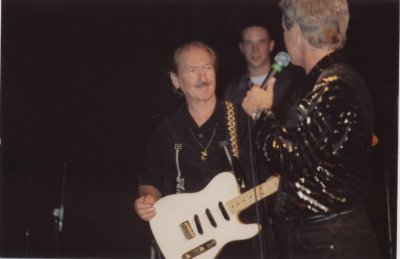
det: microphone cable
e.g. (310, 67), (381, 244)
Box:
(246, 88), (266, 259)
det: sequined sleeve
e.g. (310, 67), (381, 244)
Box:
(254, 69), (373, 213)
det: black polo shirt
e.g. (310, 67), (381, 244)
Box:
(138, 101), (253, 196)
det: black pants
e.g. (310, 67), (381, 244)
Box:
(274, 208), (380, 259)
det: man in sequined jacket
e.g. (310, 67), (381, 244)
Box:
(242, 0), (380, 258)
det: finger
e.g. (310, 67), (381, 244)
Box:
(250, 85), (261, 93)
(143, 195), (156, 205)
(138, 207), (157, 221)
(136, 203), (154, 211)
(137, 206), (155, 214)
(134, 196), (152, 211)
(242, 96), (253, 116)
(265, 77), (276, 94)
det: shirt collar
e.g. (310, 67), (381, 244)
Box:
(307, 50), (346, 82)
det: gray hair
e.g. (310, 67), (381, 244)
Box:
(279, 0), (349, 50)
(169, 41), (219, 74)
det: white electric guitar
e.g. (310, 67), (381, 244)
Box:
(149, 172), (280, 259)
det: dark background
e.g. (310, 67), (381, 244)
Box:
(1, 0), (398, 258)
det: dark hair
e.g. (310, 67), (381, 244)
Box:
(238, 18), (275, 42)
(240, 24), (273, 43)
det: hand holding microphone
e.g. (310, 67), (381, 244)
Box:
(242, 78), (276, 121)
(242, 51), (291, 121)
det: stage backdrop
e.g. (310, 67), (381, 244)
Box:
(1, 0), (398, 258)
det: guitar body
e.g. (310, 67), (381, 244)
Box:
(150, 172), (260, 259)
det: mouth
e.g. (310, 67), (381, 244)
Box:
(251, 54), (260, 60)
(194, 81), (211, 88)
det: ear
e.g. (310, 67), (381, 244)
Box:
(293, 23), (303, 43)
(239, 42), (244, 54)
(269, 39), (276, 52)
(170, 72), (180, 90)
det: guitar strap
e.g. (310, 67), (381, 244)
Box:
(223, 101), (248, 188)
(174, 143), (185, 193)
(165, 123), (185, 194)
(149, 102), (251, 259)
(171, 101), (247, 194)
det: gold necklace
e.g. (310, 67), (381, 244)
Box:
(190, 124), (217, 161)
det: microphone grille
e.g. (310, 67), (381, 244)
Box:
(275, 51), (291, 67)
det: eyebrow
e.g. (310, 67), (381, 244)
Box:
(243, 38), (268, 43)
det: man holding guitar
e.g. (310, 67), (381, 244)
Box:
(134, 41), (274, 258)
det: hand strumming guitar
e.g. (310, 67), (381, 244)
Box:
(134, 185), (161, 221)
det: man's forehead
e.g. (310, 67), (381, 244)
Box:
(179, 48), (212, 62)
(177, 51), (213, 71)
(242, 26), (269, 40)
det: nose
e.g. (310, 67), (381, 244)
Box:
(199, 68), (207, 80)
(252, 43), (259, 52)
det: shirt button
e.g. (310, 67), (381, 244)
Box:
(198, 133), (203, 138)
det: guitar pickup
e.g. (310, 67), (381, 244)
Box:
(182, 239), (217, 259)
(180, 220), (195, 240)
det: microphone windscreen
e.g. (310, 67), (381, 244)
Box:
(275, 51), (291, 68)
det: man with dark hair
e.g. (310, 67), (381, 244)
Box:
(224, 22), (306, 258)
(224, 23), (304, 123)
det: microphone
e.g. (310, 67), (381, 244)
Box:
(252, 51), (290, 121)
(260, 51), (290, 90)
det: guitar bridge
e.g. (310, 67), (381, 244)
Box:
(180, 220), (195, 240)
(182, 239), (217, 259)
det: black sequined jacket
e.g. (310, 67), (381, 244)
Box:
(255, 52), (374, 217)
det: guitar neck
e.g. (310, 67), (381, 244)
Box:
(226, 175), (280, 214)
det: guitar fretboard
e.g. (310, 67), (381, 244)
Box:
(226, 175), (280, 214)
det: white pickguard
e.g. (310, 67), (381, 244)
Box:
(149, 172), (280, 259)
